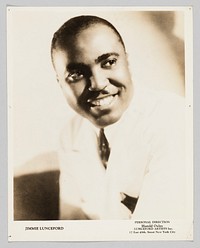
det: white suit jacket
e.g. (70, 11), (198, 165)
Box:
(59, 87), (186, 220)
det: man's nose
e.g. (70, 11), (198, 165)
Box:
(89, 69), (109, 91)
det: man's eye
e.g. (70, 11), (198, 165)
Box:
(102, 58), (117, 69)
(67, 71), (84, 82)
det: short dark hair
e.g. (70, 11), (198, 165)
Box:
(51, 15), (125, 63)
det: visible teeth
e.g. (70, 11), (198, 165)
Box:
(90, 95), (114, 106)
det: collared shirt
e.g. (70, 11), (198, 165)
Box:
(59, 86), (186, 220)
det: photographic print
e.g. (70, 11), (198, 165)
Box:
(7, 6), (193, 241)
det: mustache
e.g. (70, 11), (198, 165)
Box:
(88, 87), (109, 97)
(78, 87), (118, 109)
(78, 80), (123, 108)
(87, 88), (119, 102)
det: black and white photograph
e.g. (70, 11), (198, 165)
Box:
(7, 6), (193, 241)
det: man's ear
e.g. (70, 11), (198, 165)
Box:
(125, 52), (130, 65)
(56, 76), (64, 89)
(56, 75), (60, 83)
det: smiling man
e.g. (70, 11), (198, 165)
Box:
(51, 16), (133, 128)
(14, 15), (186, 221)
(48, 15), (186, 220)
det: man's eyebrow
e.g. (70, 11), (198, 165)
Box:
(67, 63), (86, 71)
(95, 53), (119, 64)
(66, 53), (119, 70)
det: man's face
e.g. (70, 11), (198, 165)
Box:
(53, 23), (133, 128)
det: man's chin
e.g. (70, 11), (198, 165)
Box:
(89, 113), (122, 128)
